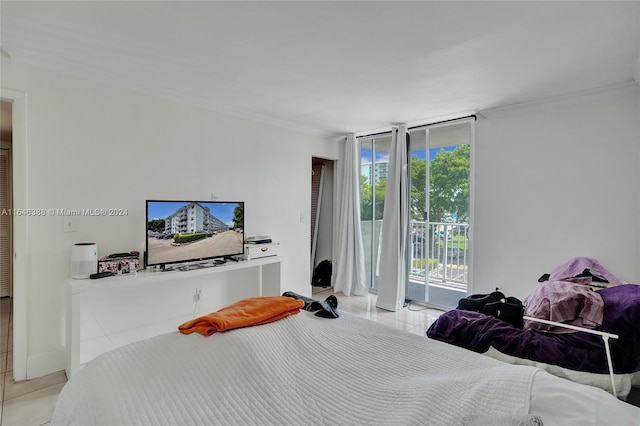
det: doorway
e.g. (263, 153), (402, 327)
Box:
(1, 99), (13, 298)
(358, 134), (392, 293)
(310, 157), (335, 288)
(1, 99), (14, 389)
(2, 88), (27, 382)
(356, 119), (474, 307)
(407, 119), (474, 308)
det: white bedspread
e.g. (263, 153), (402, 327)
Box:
(484, 346), (637, 399)
(52, 311), (640, 425)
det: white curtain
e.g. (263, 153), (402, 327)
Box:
(376, 125), (410, 311)
(333, 134), (368, 296)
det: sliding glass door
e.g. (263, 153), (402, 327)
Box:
(407, 119), (473, 308)
(358, 119), (473, 305)
(359, 134), (391, 292)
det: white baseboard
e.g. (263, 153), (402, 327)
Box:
(27, 347), (67, 380)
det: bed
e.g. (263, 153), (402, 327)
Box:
(427, 282), (640, 399)
(52, 305), (639, 425)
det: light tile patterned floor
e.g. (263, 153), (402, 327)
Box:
(313, 287), (444, 336)
(0, 291), (443, 425)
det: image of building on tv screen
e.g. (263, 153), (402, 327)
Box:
(147, 201), (244, 266)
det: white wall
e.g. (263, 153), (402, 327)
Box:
(2, 59), (341, 378)
(473, 85), (640, 299)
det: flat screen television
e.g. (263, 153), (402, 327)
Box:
(145, 200), (245, 269)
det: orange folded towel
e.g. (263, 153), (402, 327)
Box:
(178, 296), (305, 336)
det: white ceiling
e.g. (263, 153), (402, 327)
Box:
(2, 1), (639, 139)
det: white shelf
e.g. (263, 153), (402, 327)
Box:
(70, 256), (282, 291)
(66, 256), (282, 377)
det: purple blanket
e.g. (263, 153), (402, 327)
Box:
(524, 281), (604, 333)
(426, 284), (640, 374)
(544, 256), (623, 286)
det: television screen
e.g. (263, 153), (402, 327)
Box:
(145, 200), (245, 268)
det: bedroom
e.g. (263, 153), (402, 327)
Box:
(1, 1), (640, 424)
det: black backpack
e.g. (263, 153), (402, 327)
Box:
(457, 291), (524, 329)
(312, 260), (332, 287)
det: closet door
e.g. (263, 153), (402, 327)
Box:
(0, 148), (11, 297)
(311, 162), (323, 257)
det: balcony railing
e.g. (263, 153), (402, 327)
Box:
(410, 221), (468, 289)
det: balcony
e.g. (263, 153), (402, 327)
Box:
(410, 221), (468, 291)
(360, 219), (468, 306)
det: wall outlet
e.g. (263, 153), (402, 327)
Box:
(193, 288), (202, 303)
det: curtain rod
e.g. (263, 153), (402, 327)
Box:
(408, 114), (476, 131)
(356, 115), (476, 140)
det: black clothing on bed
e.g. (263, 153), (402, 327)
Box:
(282, 291), (339, 318)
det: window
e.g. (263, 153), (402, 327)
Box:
(408, 119), (473, 307)
(357, 118), (474, 306)
(359, 134), (391, 291)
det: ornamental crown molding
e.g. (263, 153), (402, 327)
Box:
(478, 81), (640, 120)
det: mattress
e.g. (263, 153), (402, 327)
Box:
(484, 346), (639, 399)
(52, 310), (640, 425)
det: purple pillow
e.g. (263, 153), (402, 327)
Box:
(597, 284), (640, 372)
(598, 284), (640, 335)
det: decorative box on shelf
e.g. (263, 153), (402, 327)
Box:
(244, 242), (280, 260)
(98, 253), (140, 274)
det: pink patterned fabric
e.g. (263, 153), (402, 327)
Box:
(548, 257), (623, 286)
(523, 281), (604, 334)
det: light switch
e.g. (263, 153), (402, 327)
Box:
(63, 216), (77, 232)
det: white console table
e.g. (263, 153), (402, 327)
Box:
(66, 256), (282, 377)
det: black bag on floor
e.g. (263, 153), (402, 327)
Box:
(458, 292), (524, 328)
(312, 260), (332, 287)
(480, 297), (524, 329)
(457, 291), (505, 312)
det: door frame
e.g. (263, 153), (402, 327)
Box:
(406, 117), (475, 307)
(310, 156), (337, 286)
(1, 88), (28, 381)
(0, 145), (12, 297)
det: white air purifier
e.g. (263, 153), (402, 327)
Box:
(71, 243), (98, 279)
